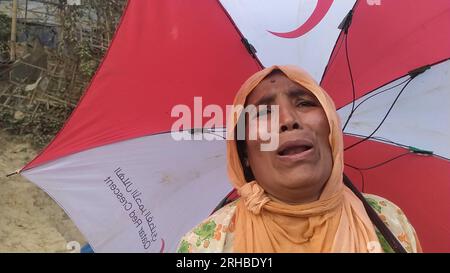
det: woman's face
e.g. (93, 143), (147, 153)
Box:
(244, 71), (333, 204)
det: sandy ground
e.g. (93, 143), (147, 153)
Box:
(0, 129), (86, 252)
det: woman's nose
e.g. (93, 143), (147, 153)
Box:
(279, 104), (300, 133)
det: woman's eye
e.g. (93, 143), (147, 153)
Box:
(256, 107), (271, 118)
(296, 100), (316, 107)
(258, 109), (271, 116)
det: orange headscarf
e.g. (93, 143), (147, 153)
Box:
(226, 65), (381, 253)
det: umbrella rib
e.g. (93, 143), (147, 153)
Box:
(215, 0), (264, 68)
(342, 33), (356, 132)
(350, 78), (410, 114)
(320, 3), (359, 85)
(344, 77), (415, 152)
(344, 132), (410, 149)
(344, 151), (412, 171)
(343, 165), (366, 193)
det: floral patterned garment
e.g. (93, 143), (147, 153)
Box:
(177, 194), (421, 253)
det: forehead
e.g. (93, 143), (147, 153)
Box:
(246, 71), (315, 105)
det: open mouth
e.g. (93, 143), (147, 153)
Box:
(277, 140), (314, 158)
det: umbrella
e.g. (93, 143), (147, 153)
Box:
(19, 0), (450, 252)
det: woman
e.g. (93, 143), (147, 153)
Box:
(177, 65), (421, 253)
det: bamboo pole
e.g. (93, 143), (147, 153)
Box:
(10, 0), (18, 61)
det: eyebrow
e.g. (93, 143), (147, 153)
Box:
(253, 87), (313, 106)
(287, 88), (314, 100)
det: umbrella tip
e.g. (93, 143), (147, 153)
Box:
(5, 169), (20, 177)
(408, 146), (434, 155)
(408, 65), (431, 79)
(338, 9), (353, 34)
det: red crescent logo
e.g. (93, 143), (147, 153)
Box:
(268, 0), (334, 38)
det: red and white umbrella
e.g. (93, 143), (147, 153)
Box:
(20, 0), (450, 252)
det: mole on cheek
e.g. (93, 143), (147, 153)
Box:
(270, 79), (276, 83)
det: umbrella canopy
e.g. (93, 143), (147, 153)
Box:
(21, 0), (450, 252)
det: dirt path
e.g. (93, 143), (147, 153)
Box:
(0, 130), (86, 252)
